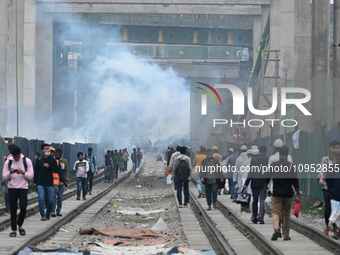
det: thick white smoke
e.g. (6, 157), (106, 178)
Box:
(56, 50), (190, 147)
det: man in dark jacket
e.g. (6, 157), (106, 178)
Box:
(33, 143), (59, 221)
(264, 146), (300, 241)
(244, 146), (268, 224)
(173, 146), (192, 208)
(200, 149), (224, 211)
(326, 150), (340, 240)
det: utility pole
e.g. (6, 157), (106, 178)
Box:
(333, 0), (340, 126)
(311, 0), (330, 130)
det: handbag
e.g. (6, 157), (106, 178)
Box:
(236, 188), (251, 205)
(293, 199), (301, 218)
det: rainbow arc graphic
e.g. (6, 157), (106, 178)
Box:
(197, 82), (222, 115)
(196, 82), (222, 106)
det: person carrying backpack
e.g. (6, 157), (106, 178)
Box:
(131, 148), (138, 173)
(84, 147), (97, 195)
(200, 149), (224, 211)
(104, 150), (112, 182)
(2, 146), (34, 237)
(1, 144), (16, 214)
(173, 146), (192, 208)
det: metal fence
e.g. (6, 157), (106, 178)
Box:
(0, 137), (105, 183)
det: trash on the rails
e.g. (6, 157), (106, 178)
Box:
(136, 185), (142, 188)
(117, 206), (165, 215)
(104, 238), (166, 246)
(18, 246), (85, 254)
(151, 217), (168, 231)
(166, 175), (173, 184)
(166, 247), (216, 255)
(91, 243), (170, 255)
(59, 228), (69, 232)
(156, 176), (166, 179)
(80, 227), (179, 239)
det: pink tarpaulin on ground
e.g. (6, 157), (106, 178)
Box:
(81, 227), (178, 240)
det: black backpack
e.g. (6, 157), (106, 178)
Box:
(175, 159), (190, 182)
(8, 156), (28, 171)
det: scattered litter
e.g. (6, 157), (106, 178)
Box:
(59, 228), (69, 233)
(151, 217), (168, 231)
(18, 246), (84, 254)
(117, 207), (165, 215)
(156, 176), (166, 179)
(113, 204), (118, 208)
(136, 185), (142, 188)
(80, 227), (178, 239)
(167, 247), (216, 255)
(167, 174), (173, 184)
(104, 238), (166, 246)
(91, 243), (170, 255)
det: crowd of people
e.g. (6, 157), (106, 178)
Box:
(0, 144), (100, 237)
(165, 138), (340, 241)
(103, 147), (143, 181)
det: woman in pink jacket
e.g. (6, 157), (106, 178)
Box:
(2, 146), (34, 237)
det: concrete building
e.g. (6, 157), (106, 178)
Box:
(0, 0), (333, 140)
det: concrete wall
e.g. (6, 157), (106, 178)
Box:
(44, 4), (262, 15)
(37, 0), (270, 4)
(0, 0), (319, 139)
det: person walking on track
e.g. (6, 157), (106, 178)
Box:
(131, 148), (138, 173)
(318, 140), (339, 235)
(200, 149), (224, 211)
(2, 146), (34, 237)
(85, 147), (98, 195)
(52, 148), (69, 217)
(173, 146), (192, 208)
(73, 152), (89, 200)
(265, 146), (300, 241)
(34, 143), (59, 221)
(104, 150), (112, 182)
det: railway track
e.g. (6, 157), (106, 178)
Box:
(8, 169), (134, 255)
(0, 170), (106, 232)
(189, 178), (338, 255)
(0, 170), (105, 216)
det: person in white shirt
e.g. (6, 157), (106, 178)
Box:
(268, 139), (293, 166)
(73, 152), (89, 201)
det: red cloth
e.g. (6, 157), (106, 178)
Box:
(81, 227), (178, 240)
(293, 200), (301, 218)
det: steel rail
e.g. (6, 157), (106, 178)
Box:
(9, 169), (133, 255)
(0, 170), (106, 232)
(191, 178), (283, 255)
(291, 218), (340, 254)
(0, 170), (105, 216)
(189, 190), (236, 255)
(216, 200), (284, 255)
